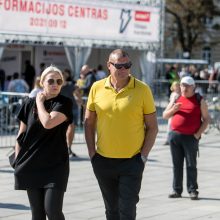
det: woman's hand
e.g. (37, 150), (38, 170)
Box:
(36, 92), (46, 103)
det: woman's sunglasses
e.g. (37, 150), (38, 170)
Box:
(110, 62), (132, 70)
(47, 78), (63, 85)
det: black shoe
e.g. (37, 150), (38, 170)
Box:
(189, 191), (199, 200)
(168, 192), (182, 198)
(68, 149), (77, 157)
(70, 152), (77, 157)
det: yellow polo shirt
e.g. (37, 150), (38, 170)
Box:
(87, 75), (156, 158)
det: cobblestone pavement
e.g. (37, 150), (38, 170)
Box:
(0, 127), (220, 220)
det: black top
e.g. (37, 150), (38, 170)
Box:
(82, 72), (97, 96)
(60, 82), (78, 111)
(14, 95), (73, 191)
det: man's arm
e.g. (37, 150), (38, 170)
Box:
(84, 109), (97, 159)
(141, 112), (158, 157)
(163, 100), (182, 119)
(194, 99), (210, 139)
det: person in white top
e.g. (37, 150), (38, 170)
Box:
(164, 81), (181, 145)
(29, 76), (43, 98)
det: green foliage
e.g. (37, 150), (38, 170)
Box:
(165, 0), (216, 55)
(212, 23), (220, 30)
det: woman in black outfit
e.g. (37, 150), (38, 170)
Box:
(14, 65), (73, 220)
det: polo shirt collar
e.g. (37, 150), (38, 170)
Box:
(104, 75), (135, 89)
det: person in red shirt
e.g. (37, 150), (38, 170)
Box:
(163, 76), (210, 200)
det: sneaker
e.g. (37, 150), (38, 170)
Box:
(168, 192), (182, 198)
(189, 191), (199, 200)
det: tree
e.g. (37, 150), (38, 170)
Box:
(165, 0), (217, 58)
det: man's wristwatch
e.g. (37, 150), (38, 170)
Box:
(141, 155), (148, 163)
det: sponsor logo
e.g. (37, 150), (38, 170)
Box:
(135, 11), (150, 22)
(119, 9), (132, 33)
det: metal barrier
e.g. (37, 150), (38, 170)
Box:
(1, 80), (219, 148)
(0, 92), (28, 148)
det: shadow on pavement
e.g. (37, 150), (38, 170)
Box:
(148, 159), (158, 162)
(0, 203), (30, 210)
(69, 157), (158, 163)
(198, 197), (220, 201)
(69, 156), (90, 162)
(181, 196), (220, 201)
(0, 169), (14, 173)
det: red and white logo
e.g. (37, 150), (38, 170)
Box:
(134, 11), (150, 22)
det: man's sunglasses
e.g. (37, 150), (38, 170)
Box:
(47, 78), (63, 85)
(110, 62), (132, 70)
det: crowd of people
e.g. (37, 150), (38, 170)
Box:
(0, 61), (107, 94)
(165, 64), (220, 96)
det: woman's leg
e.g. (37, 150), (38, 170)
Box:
(27, 188), (46, 220)
(44, 188), (65, 220)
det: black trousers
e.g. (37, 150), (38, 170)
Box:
(170, 131), (199, 194)
(91, 153), (145, 220)
(27, 188), (65, 220)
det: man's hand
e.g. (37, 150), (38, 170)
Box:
(89, 151), (96, 159)
(172, 102), (182, 112)
(141, 154), (148, 164)
(194, 133), (201, 140)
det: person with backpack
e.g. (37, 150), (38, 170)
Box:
(77, 65), (96, 127)
(80, 65), (97, 97)
(163, 76), (210, 200)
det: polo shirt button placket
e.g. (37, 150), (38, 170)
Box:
(113, 95), (117, 111)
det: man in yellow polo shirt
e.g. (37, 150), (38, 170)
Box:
(84, 49), (158, 220)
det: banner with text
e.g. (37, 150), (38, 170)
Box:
(0, 0), (160, 43)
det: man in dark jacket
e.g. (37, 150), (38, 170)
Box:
(23, 60), (36, 91)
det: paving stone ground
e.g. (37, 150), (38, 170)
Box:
(0, 127), (220, 220)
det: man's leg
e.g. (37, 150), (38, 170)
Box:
(92, 154), (120, 220)
(169, 131), (184, 195)
(118, 154), (145, 220)
(182, 135), (199, 194)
